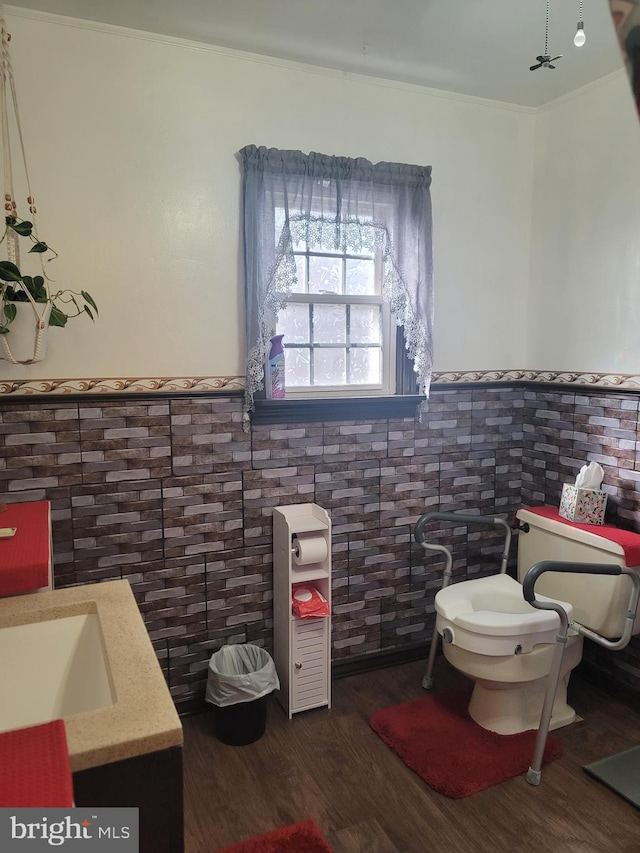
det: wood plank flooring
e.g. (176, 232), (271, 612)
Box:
(183, 660), (640, 853)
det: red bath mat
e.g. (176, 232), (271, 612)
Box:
(214, 819), (332, 853)
(370, 685), (563, 798)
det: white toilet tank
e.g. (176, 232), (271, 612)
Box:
(516, 508), (640, 639)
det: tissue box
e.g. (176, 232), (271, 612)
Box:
(559, 483), (607, 525)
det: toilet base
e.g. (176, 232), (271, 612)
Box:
(468, 671), (576, 735)
(443, 634), (583, 735)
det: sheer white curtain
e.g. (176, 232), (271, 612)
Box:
(239, 145), (434, 416)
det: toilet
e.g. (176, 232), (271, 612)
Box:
(435, 507), (640, 735)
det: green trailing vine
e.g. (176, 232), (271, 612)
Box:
(0, 216), (98, 335)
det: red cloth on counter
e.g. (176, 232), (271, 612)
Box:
(0, 500), (50, 596)
(0, 719), (73, 807)
(522, 506), (640, 567)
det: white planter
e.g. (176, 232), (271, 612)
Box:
(0, 301), (52, 363)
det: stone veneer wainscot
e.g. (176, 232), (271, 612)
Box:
(0, 384), (638, 710)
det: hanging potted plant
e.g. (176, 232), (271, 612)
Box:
(0, 14), (97, 364)
(0, 215), (98, 363)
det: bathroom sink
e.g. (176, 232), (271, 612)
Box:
(0, 581), (181, 771)
(0, 611), (114, 734)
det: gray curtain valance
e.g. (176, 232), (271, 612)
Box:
(239, 144), (434, 416)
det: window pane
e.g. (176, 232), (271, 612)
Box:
(350, 305), (381, 344)
(349, 348), (381, 384)
(345, 258), (376, 295)
(293, 256), (307, 293)
(313, 304), (346, 344)
(285, 347), (310, 387)
(278, 304), (310, 344)
(314, 348), (346, 385)
(308, 256), (342, 294)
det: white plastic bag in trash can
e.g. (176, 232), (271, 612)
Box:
(205, 644), (280, 707)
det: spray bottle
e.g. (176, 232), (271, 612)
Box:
(268, 335), (285, 399)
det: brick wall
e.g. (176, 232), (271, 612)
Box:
(1, 386), (638, 709)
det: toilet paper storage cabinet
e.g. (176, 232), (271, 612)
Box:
(273, 504), (332, 718)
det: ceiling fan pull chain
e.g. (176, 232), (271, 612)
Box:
(545, 0), (550, 57)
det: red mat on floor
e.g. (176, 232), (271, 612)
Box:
(370, 685), (563, 798)
(215, 819), (332, 853)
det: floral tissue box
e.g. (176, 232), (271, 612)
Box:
(559, 483), (607, 525)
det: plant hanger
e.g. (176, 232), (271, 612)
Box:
(0, 2), (51, 363)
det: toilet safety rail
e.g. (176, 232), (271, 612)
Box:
(522, 560), (640, 786)
(414, 511), (513, 690)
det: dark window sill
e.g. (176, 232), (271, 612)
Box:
(251, 395), (424, 424)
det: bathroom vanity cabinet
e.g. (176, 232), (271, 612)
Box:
(0, 580), (184, 853)
(74, 747), (183, 853)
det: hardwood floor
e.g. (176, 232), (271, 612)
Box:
(183, 660), (640, 853)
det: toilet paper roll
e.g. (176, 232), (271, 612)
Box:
(292, 536), (328, 566)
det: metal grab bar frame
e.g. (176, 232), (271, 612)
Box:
(414, 510), (513, 689)
(522, 560), (640, 785)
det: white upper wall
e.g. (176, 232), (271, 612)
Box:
(528, 71), (640, 374)
(1, 10), (534, 382)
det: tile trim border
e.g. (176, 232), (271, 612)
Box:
(0, 375), (246, 396)
(0, 369), (639, 397)
(432, 369), (640, 390)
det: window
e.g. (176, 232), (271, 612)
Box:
(276, 237), (394, 397)
(239, 146), (434, 419)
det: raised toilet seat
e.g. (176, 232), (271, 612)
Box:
(435, 573), (582, 734)
(435, 574), (574, 656)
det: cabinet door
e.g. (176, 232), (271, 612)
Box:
(291, 618), (329, 711)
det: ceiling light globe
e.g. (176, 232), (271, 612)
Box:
(574, 23), (586, 47)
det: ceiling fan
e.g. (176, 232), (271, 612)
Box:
(529, 1), (562, 71)
(529, 54), (562, 71)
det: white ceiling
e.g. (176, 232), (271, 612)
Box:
(6, 0), (626, 107)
